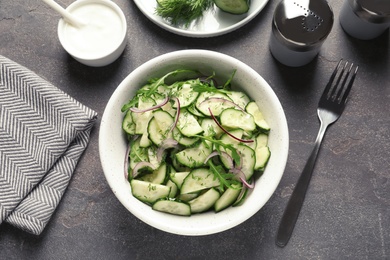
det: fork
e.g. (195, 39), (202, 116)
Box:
(275, 59), (359, 248)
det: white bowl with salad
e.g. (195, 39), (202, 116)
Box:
(99, 49), (289, 236)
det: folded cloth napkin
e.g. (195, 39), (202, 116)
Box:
(0, 55), (97, 235)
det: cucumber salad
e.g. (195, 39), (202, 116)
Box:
(121, 69), (271, 216)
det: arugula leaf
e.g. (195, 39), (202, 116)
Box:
(194, 135), (241, 166)
(207, 160), (240, 190)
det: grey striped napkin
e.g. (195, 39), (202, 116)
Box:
(0, 55), (97, 235)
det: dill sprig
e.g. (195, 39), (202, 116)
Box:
(155, 0), (214, 27)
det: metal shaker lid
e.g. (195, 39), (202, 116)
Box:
(351, 0), (390, 23)
(272, 0), (334, 51)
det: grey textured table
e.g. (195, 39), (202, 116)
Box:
(1, 0), (389, 259)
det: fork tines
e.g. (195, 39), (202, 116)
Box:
(325, 59), (359, 104)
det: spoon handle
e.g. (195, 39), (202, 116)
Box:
(42, 0), (85, 27)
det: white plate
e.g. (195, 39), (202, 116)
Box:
(133, 0), (269, 37)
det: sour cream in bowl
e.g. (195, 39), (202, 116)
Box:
(58, 0), (127, 67)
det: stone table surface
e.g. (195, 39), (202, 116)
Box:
(0, 0), (389, 259)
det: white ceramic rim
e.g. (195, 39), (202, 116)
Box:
(57, 0), (127, 61)
(133, 0), (269, 38)
(99, 50), (289, 236)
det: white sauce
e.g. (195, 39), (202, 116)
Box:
(63, 3), (123, 58)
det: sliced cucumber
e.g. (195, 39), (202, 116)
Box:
(255, 146), (271, 171)
(166, 179), (178, 198)
(161, 100), (176, 117)
(170, 171), (190, 189)
(172, 128), (199, 147)
(176, 108), (204, 137)
(187, 103), (205, 118)
(236, 144), (256, 180)
(255, 133), (268, 148)
(188, 188), (221, 213)
(177, 192), (199, 202)
(152, 199), (191, 216)
(139, 163), (167, 184)
(220, 108), (256, 132)
(214, 183), (242, 212)
(132, 97), (155, 134)
(139, 131), (152, 148)
(148, 110), (174, 145)
(175, 140), (212, 168)
(196, 92), (235, 116)
(171, 80), (200, 108)
(226, 91), (250, 110)
(201, 118), (223, 138)
(122, 110), (136, 135)
(246, 101), (270, 132)
(130, 179), (170, 204)
(181, 168), (220, 194)
(214, 0), (250, 15)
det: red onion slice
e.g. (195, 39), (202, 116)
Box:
(132, 161), (157, 178)
(230, 167), (255, 189)
(130, 96), (169, 113)
(157, 138), (179, 162)
(169, 97), (180, 134)
(124, 142), (131, 179)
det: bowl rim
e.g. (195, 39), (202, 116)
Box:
(99, 49), (289, 236)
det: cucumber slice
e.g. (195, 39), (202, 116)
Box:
(171, 80), (200, 108)
(122, 110), (136, 135)
(214, 183), (242, 212)
(236, 144), (256, 180)
(175, 140), (212, 168)
(130, 179), (170, 204)
(226, 91), (250, 110)
(188, 188), (221, 213)
(187, 103), (205, 118)
(139, 131), (152, 148)
(166, 180), (178, 198)
(196, 92), (235, 116)
(246, 101), (270, 132)
(172, 128), (199, 147)
(214, 0), (250, 15)
(181, 168), (220, 194)
(148, 110), (174, 145)
(255, 146), (271, 171)
(132, 97), (156, 134)
(139, 163), (167, 184)
(176, 108), (204, 137)
(170, 171), (190, 189)
(177, 192), (199, 202)
(201, 118), (223, 138)
(152, 199), (191, 216)
(220, 108), (256, 132)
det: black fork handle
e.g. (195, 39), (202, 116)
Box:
(275, 121), (329, 247)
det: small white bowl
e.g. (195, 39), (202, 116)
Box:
(99, 50), (289, 236)
(58, 0), (127, 67)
